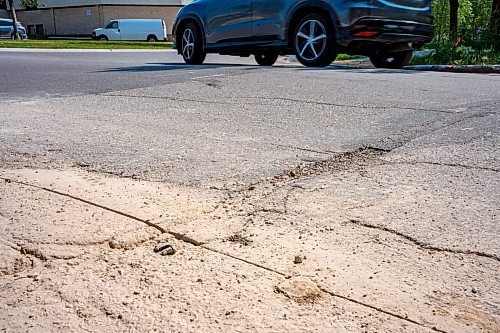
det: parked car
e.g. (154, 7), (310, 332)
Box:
(173, 0), (433, 68)
(92, 19), (167, 42)
(0, 18), (28, 39)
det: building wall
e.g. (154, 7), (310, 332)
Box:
(16, 9), (56, 35)
(0, 9), (9, 19)
(10, 0), (183, 10)
(15, 4), (182, 38)
(54, 5), (101, 36)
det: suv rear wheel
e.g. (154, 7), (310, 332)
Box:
(255, 52), (279, 66)
(293, 13), (337, 67)
(369, 50), (413, 69)
(181, 22), (206, 65)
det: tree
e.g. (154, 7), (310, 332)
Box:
(20, 0), (37, 8)
(0, 0), (39, 39)
(5, 0), (20, 40)
(492, 0), (500, 35)
(449, 0), (460, 36)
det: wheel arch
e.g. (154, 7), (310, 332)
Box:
(286, 2), (340, 46)
(174, 15), (205, 54)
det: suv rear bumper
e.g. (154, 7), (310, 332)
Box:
(338, 19), (433, 46)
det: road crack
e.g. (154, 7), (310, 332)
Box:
(240, 96), (460, 114)
(0, 176), (166, 234)
(317, 286), (447, 333)
(389, 160), (499, 173)
(348, 219), (499, 261)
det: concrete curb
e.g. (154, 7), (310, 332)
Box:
(287, 55), (500, 74)
(0, 48), (176, 53)
(404, 65), (500, 74)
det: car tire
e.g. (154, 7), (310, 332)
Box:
(293, 13), (337, 67)
(147, 35), (158, 42)
(180, 22), (206, 65)
(98, 35), (108, 41)
(255, 52), (279, 66)
(369, 50), (413, 69)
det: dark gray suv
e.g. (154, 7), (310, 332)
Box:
(173, 0), (433, 68)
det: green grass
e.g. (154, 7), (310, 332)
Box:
(411, 40), (500, 66)
(0, 38), (173, 49)
(336, 54), (365, 61)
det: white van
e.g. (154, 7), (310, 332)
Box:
(92, 19), (167, 42)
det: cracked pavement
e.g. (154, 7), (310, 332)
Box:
(0, 51), (499, 332)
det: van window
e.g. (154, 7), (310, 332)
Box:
(105, 21), (118, 29)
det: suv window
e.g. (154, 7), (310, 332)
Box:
(105, 21), (118, 29)
(0, 21), (11, 27)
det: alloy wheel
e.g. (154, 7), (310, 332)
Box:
(295, 19), (327, 61)
(182, 28), (195, 61)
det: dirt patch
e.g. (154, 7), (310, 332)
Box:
(276, 277), (323, 304)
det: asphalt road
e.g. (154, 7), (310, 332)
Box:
(1, 50), (498, 183)
(0, 50), (258, 103)
(1, 50), (499, 332)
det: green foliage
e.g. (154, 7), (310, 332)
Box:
(0, 0), (39, 7)
(423, 0), (499, 64)
(21, 0), (39, 8)
(433, 0), (495, 42)
(432, 0), (451, 39)
(411, 40), (500, 65)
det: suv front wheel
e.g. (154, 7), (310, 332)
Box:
(180, 22), (206, 65)
(293, 13), (337, 67)
(369, 50), (413, 69)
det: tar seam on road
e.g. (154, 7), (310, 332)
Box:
(1, 175), (449, 332)
(348, 219), (500, 261)
(390, 160), (500, 173)
(101, 93), (459, 114)
(0, 176), (166, 234)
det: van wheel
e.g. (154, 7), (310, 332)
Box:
(369, 50), (413, 69)
(98, 35), (108, 41)
(181, 22), (206, 65)
(293, 13), (337, 67)
(147, 35), (158, 42)
(255, 52), (279, 66)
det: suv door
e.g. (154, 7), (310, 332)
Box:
(253, 0), (285, 41)
(205, 0), (254, 45)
